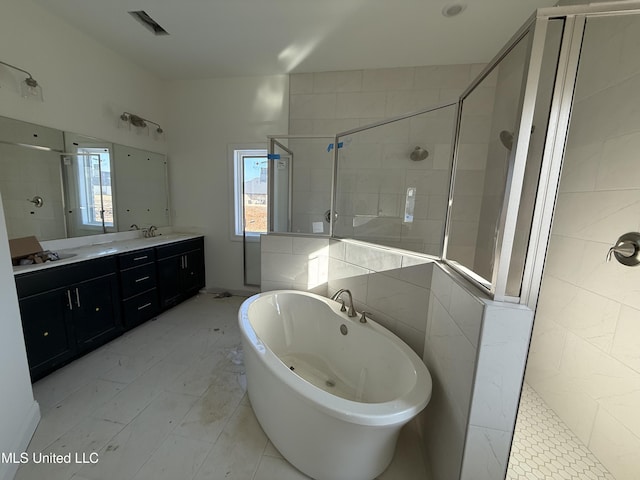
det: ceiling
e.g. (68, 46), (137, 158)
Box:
(33, 0), (559, 80)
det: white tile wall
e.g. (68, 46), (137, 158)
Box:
(525, 13), (640, 480)
(260, 234), (330, 295)
(460, 302), (533, 480)
(261, 237), (535, 480)
(289, 65), (485, 253)
(0, 144), (66, 241)
(422, 264), (484, 480)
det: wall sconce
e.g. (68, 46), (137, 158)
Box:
(119, 112), (164, 134)
(0, 60), (44, 101)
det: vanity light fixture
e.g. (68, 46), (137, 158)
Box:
(119, 112), (164, 134)
(0, 60), (43, 101)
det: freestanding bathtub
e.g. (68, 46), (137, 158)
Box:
(238, 290), (432, 480)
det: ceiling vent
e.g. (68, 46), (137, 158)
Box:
(128, 11), (169, 36)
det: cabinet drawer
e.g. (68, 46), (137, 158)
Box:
(122, 289), (159, 329)
(155, 237), (203, 260)
(118, 248), (156, 270)
(120, 262), (157, 299)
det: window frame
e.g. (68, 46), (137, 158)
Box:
(231, 147), (268, 241)
(75, 147), (114, 228)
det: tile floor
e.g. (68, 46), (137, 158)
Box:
(16, 293), (429, 480)
(507, 383), (616, 480)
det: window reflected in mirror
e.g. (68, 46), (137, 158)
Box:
(0, 115), (170, 242)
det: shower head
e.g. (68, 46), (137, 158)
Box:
(499, 130), (514, 151)
(499, 126), (536, 151)
(410, 146), (429, 161)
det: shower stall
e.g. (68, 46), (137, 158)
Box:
(267, 2), (640, 478)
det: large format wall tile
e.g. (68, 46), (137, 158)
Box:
(589, 408), (640, 480)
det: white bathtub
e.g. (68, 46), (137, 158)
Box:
(238, 290), (432, 480)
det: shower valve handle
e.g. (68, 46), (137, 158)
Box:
(606, 242), (635, 262)
(606, 233), (640, 266)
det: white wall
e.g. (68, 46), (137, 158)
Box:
(0, 0), (167, 154)
(165, 75), (289, 293)
(0, 193), (40, 480)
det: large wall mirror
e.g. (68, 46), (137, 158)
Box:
(0, 115), (170, 241)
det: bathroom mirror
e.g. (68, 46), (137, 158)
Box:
(0, 115), (170, 241)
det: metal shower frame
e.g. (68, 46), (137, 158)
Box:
(269, 1), (640, 309)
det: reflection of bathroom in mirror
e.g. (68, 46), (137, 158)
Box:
(0, 115), (170, 241)
(63, 132), (117, 238)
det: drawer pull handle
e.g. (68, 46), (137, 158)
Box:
(135, 276), (150, 283)
(133, 255), (148, 261)
(75, 288), (81, 308)
(137, 302), (152, 311)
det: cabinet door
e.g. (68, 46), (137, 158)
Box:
(181, 248), (204, 297)
(73, 274), (122, 351)
(19, 288), (75, 380)
(157, 255), (182, 309)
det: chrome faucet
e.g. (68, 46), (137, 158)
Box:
(148, 225), (158, 237)
(330, 289), (357, 318)
(129, 224), (139, 231)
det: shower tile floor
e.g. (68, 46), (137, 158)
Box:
(15, 293), (429, 480)
(507, 383), (616, 480)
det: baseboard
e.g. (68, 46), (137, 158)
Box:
(0, 401), (40, 480)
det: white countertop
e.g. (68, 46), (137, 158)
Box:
(13, 233), (203, 276)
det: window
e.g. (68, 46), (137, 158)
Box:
(76, 147), (113, 228)
(233, 149), (268, 237)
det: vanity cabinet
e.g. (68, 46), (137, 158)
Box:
(15, 256), (122, 380)
(118, 248), (159, 329)
(18, 287), (76, 379)
(156, 237), (205, 310)
(14, 235), (205, 381)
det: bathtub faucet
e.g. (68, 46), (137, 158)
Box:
(330, 289), (357, 318)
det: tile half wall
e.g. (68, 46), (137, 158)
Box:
(260, 233), (533, 480)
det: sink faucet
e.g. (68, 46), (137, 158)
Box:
(148, 225), (157, 237)
(129, 224), (139, 231)
(330, 289), (357, 317)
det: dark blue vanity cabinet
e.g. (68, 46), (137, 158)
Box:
(15, 257), (123, 381)
(156, 237), (205, 310)
(15, 236), (205, 381)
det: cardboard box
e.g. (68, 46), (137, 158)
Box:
(9, 236), (43, 264)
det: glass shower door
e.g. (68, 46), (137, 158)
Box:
(268, 136), (335, 235)
(269, 139), (292, 234)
